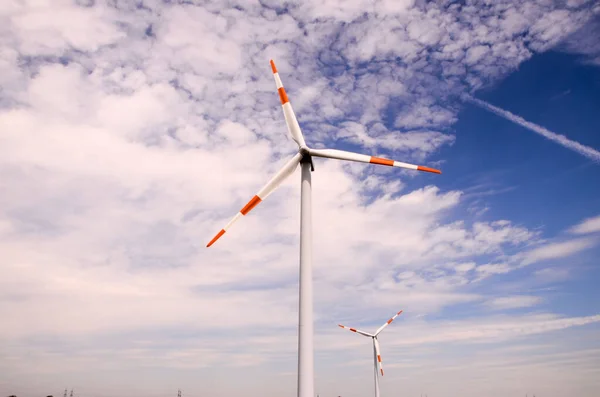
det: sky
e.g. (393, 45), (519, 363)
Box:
(1, 1), (600, 397)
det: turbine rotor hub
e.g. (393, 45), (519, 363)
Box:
(299, 148), (315, 172)
(299, 146), (310, 156)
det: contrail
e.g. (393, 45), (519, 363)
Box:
(464, 95), (600, 163)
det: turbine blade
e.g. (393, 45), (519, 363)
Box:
(375, 310), (403, 336)
(374, 338), (384, 376)
(309, 148), (441, 174)
(338, 324), (373, 337)
(270, 59), (306, 148)
(206, 153), (302, 247)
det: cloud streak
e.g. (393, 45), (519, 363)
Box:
(485, 295), (543, 310)
(465, 95), (600, 163)
(521, 238), (598, 266)
(569, 214), (600, 235)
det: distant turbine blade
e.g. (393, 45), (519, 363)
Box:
(309, 148), (441, 174)
(270, 59), (306, 148)
(338, 324), (373, 337)
(206, 153), (303, 247)
(374, 338), (384, 376)
(375, 310), (403, 336)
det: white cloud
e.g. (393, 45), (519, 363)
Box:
(476, 263), (512, 276)
(384, 313), (600, 346)
(534, 267), (571, 282)
(394, 100), (457, 130)
(528, 8), (593, 52)
(559, 11), (600, 66)
(569, 214), (600, 235)
(10, 1), (125, 55)
(486, 295), (543, 310)
(521, 238), (598, 266)
(454, 262), (477, 273)
(465, 45), (490, 65)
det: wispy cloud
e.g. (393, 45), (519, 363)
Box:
(465, 95), (600, 163)
(559, 10), (600, 66)
(381, 313), (600, 347)
(534, 267), (571, 283)
(521, 238), (598, 266)
(569, 214), (600, 235)
(486, 295), (543, 310)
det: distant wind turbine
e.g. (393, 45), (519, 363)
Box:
(338, 310), (404, 397)
(206, 60), (440, 397)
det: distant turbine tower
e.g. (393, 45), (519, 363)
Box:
(338, 310), (404, 397)
(206, 60), (441, 397)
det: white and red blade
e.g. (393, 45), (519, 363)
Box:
(375, 310), (403, 336)
(270, 60), (306, 148)
(338, 324), (373, 338)
(206, 153), (302, 247)
(309, 148), (441, 174)
(374, 338), (384, 376)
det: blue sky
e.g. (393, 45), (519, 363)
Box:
(453, 51), (600, 226)
(448, 49), (600, 316)
(1, 1), (600, 397)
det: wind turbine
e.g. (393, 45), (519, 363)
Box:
(338, 310), (404, 397)
(206, 60), (441, 397)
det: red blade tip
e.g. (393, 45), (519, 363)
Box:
(207, 229), (225, 247)
(417, 165), (441, 174)
(270, 59), (277, 74)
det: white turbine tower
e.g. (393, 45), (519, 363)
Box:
(206, 60), (441, 397)
(338, 310), (404, 397)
